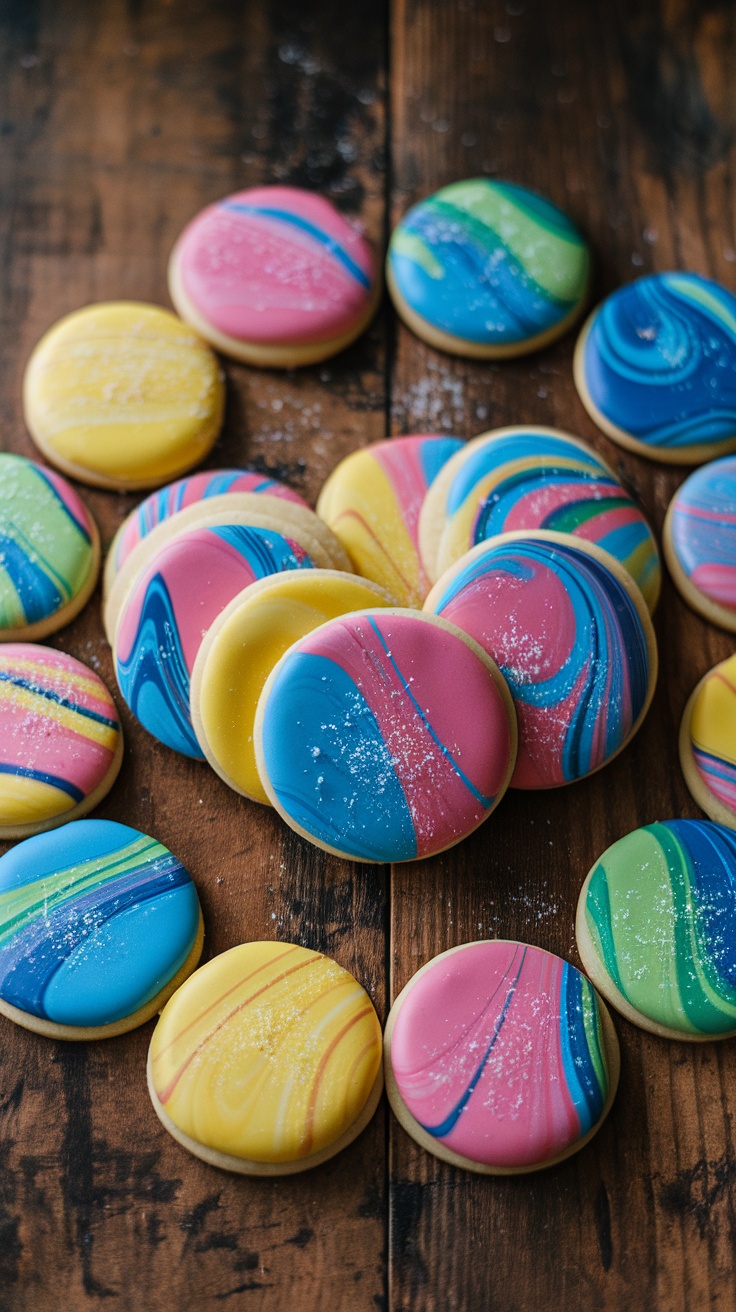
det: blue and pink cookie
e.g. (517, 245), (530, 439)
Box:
(664, 456), (736, 630)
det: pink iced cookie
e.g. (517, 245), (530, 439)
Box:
(168, 187), (380, 366)
(385, 940), (619, 1173)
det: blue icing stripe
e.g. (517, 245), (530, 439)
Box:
(446, 432), (605, 517)
(0, 762), (83, 804)
(583, 273), (736, 448)
(223, 202), (371, 289)
(210, 524), (312, 574)
(261, 650), (417, 862)
(116, 572), (201, 758)
(671, 819), (736, 988)
(558, 964), (606, 1137)
(418, 437), (464, 487)
(0, 669), (119, 728)
(0, 532), (63, 623)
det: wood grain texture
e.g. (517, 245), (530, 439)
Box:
(389, 2), (736, 1311)
(2, 0), (736, 1308)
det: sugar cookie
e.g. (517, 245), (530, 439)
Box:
(104, 467), (308, 599)
(168, 187), (380, 367)
(664, 456), (736, 629)
(0, 453), (100, 640)
(255, 609), (517, 863)
(425, 531), (657, 789)
(384, 940), (618, 1173)
(115, 523), (317, 758)
(680, 654), (736, 829)
(0, 819), (203, 1040)
(419, 427), (661, 611)
(103, 492), (350, 644)
(574, 273), (736, 464)
(0, 645), (122, 840)
(387, 179), (590, 359)
(316, 435), (462, 607)
(191, 571), (395, 804)
(23, 302), (225, 490)
(577, 819), (736, 1040)
(147, 941), (383, 1174)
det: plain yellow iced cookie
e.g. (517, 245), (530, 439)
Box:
(23, 302), (225, 491)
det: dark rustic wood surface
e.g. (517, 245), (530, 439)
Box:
(1, 1), (736, 1308)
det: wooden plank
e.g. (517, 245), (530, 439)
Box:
(388, 2), (736, 1310)
(0, 2), (389, 1308)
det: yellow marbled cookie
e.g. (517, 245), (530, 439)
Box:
(23, 302), (225, 490)
(147, 941), (383, 1174)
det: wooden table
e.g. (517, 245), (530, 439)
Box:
(2, 2), (735, 1308)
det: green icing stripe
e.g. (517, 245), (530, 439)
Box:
(390, 229), (444, 280)
(551, 495), (631, 535)
(581, 975), (607, 1091)
(667, 274), (736, 338)
(584, 863), (625, 994)
(0, 563), (24, 629)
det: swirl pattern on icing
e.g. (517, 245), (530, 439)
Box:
(0, 453), (96, 632)
(116, 524), (314, 758)
(257, 611), (514, 861)
(149, 941), (382, 1163)
(389, 941), (609, 1169)
(388, 180), (589, 346)
(176, 186), (376, 346)
(689, 655), (736, 818)
(668, 457), (736, 612)
(426, 536), (653, 789)
(0, 819), (200, 1027)
(0, 645), (120, 828)
(579, 273), (736, 451)
(111, 468), (307, 578)
(582, 820), (736, 1035)
(317, 436), (463, 606)
(435, 430), (660, 610)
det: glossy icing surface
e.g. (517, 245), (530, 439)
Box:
(116, 524), (314, 758)
(0, 819), (200, 1027)
(689, 655), (736, 818)
(436, 430), (660, 610)
(195, 572), (394, 804)
(24, 303), (224, 484)
(0, 453), (96, 631)
(580, 273), (736, 451)
(582, 820), (736, 1035)
(111, 468), (307, 578)
(149, 941), (382, 1163)
(388, 179), (589, 346)
(176, 186), (376, 346)
(257, 611), (514, 861)
(669, 457), (736, 611)
(0, 645), (120, 828)
(390, 941), (609, 1169)
(427, 536), (652, 788)
(317, 436), (463, 606)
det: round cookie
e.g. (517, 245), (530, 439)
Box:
(168, 186), (380, 367)
(0, 819), (203, 1040)
(574, 273), (736, 465)
(425, 531), (657, 789)
(191, 571), (395, 805)
(384, 940), (619, 1174)
(316, 435), (463, 607)
(420, 427), (661, 610)
(254, 608), (517, 863)
(104, 468), (308, 599)
(147, 941), (383, 1174)
(664, 456), (736, 629)
(103, 492), (350, 644)
(115, 523), (317, 759)
(0, 645), (123, 840)
(23, 302), (225, 490)
(0, 452), (100, 640)
(680, 654), (736, 829)
(387, 179), (590, 359)
(577, 819), (736, 1040)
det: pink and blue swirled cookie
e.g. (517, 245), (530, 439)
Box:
(168, 186), (380, 367)
(424, 531), (657, 789)
(0, 819), (203, 1040)
(316, 435), (463, 607)
(418, 428), (661, 612)
(0, 645), (122, 840)
(254, 609), (517, 862)
(664, 456), (736, 630)
(384, 940), (619, 1173)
